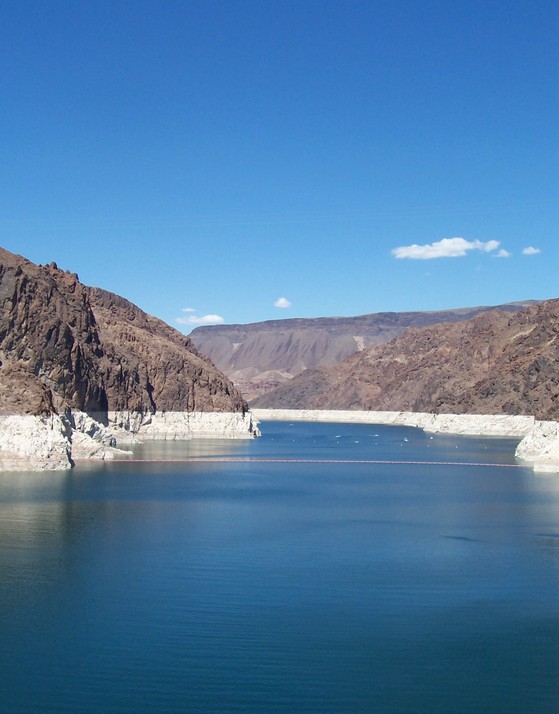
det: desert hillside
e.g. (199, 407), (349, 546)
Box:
(0, 247), (246, 417)
(190, 303), (536, 401)
(251, 300), (559, 421)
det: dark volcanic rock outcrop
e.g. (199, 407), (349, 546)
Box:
(190, 303), (536, 400)
(252, 300), (559, 421)
(0, 247), (246, 417)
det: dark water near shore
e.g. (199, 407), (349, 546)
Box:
(1, 421), (559, 713)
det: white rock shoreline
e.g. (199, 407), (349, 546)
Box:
(2, 407), (558, 474)
(252, 409), (559, 474)
(0, 410), (261, 471)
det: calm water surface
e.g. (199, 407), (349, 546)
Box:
(1, 421), (558, 713)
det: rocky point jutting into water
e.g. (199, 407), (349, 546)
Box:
(0, 247), (259, 470)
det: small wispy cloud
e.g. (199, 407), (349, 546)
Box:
(494, 249), (511, 258)
(177, 312), (225, 326)
(522, 246), (541, 255)
(392, 237), (500, 260)
(274, 297), (292, 308)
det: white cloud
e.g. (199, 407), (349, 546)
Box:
(392, 237), (500, 260)
(494, 249), (511, 258)
(274, 297), (292, 308)
(177, 313), (225, 326)
(522, 246), (541, 255)
(181, 307), (196, 313)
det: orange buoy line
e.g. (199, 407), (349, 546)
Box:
(75, 457), (523, 468)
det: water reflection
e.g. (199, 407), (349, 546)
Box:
(116, 436), (254, 463)
(1, 424), (558, 714)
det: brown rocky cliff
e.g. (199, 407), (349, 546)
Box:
(87, 287), (246, 413)
(190, 302), (537, 401)
(0, 249), (109, 414)
(252, 300), (559, 420)
(0, 247), (246, 417)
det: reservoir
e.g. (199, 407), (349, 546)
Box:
(1, 420), (558, 713)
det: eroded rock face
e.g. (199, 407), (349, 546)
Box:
(87, 287), (245, 414)
(252, 300), (559, 421)
(190, 302), (537, 400)
(515, 421), (559, 473)
(0, 247), (247, 419)
(0, 414), (72, 470)
(0, 253), (108, 414)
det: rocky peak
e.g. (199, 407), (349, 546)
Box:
(0, 247), (247, 418)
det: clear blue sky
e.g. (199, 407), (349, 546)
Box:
(2, 0), (557, 331)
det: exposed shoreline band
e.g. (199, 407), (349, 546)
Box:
(252, 409), (559, 474)
(0, 410), (260, 472)
(1, 408), (558, 474)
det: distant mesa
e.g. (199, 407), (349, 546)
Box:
(189, 300), (540, 403)
(250, 300), (559, 422)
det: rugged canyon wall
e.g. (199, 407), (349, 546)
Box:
(252, 300), (559, 422)
(86, 286), (247, 414)
(190, 302), (535, 400)
(0, 247), (247, 419)
(0, 247), (257, 469)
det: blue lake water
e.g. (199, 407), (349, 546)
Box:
(1, 420), (559, 713)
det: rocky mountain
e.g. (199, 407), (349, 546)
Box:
(251, 300), (559, 421)
(190, 303), (536, 401)
(0, 247), (246, 418)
